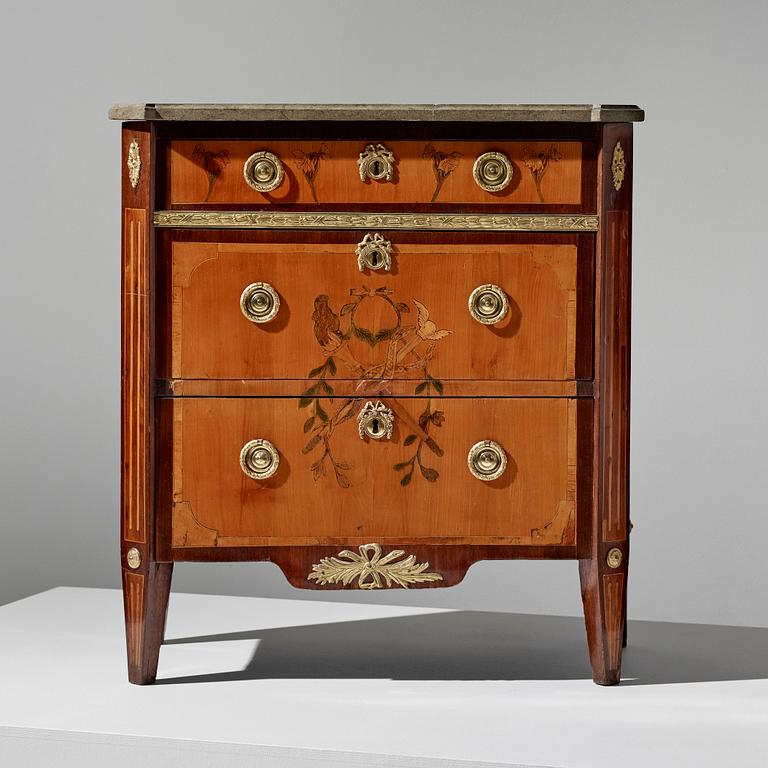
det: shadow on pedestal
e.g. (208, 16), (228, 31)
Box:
(157, 610), (768, 686)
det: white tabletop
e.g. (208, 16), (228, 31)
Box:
(0, 587), (765, 768)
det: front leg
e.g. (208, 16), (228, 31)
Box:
(579, 546), (627, 685)
(122, 560), (173, 685)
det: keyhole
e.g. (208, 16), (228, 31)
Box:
(371, 160), (382, 176)
(369, 250), (380, 267)
(370, 418), (380, 434)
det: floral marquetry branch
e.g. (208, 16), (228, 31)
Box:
(522, 145), (562, 203)
(191, 143), (231, 202)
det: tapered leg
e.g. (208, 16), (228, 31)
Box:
(622, 541), (629, 648)
(579, 557), (625, 685)
(622, 576), (629, 649)
(122, 562), (173, 685)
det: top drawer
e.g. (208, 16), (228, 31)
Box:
(165, 139), (589, 209)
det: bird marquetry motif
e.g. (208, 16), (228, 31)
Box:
(300, 287), (452, 487)
(311, 294), (342, 348)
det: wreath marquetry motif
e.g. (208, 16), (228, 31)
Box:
(300, 287), (451, 488)
(307, 544), (443, 589)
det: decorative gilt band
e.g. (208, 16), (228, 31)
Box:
(153, 210), (598, 232)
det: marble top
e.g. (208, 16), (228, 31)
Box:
(109, 103), (644, 122)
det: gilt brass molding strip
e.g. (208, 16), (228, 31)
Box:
(153, 210), (599, 232)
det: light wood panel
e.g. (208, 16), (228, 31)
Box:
(166, 397), (578, 547)
(166, 238), (586, 384)
(167, 140), (583, 206)
(122, 207), (149, 543)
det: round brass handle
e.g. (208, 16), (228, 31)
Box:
(358, 401), (394, 441)
(467, 440), (508, 481)
(468, 284), (509, 325)
(473, 151), (513, 192)
(240, 282), (280, 324)
(358, 143), (396, 182)
(240, 439), (280, 480)
(243, 150), (284, 193)
(356, 233), (393, 272)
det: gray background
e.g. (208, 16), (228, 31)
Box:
(1, 0), (766, 627)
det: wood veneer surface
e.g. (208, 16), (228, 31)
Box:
(167, 397), (578, 547)
(168, 140), (583, 206)
(166, 238), (589, 384)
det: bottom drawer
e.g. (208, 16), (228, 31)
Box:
(161, 397), (586, 548)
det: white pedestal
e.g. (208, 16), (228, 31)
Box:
(1, 587), (766, 768)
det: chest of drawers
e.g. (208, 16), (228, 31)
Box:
(111, 103), (643, 685)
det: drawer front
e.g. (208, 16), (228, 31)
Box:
(164, 397), (583, 547)
(163, 233), (592, 383)
(167, 140), (586, 207)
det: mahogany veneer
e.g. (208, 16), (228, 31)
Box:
(167, 139), (584, 207)
(113, 103), (642, 686)
(162, 397), (580, 547)
(164, 234), (591, 382)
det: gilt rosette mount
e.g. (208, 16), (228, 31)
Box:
(125, 547), (142, 569)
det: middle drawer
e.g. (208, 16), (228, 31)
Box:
(160, 231), (593, 384)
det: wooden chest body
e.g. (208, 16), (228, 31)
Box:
(113, 103), (642, 685)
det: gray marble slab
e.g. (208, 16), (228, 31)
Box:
(108, 103), (644, 122)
